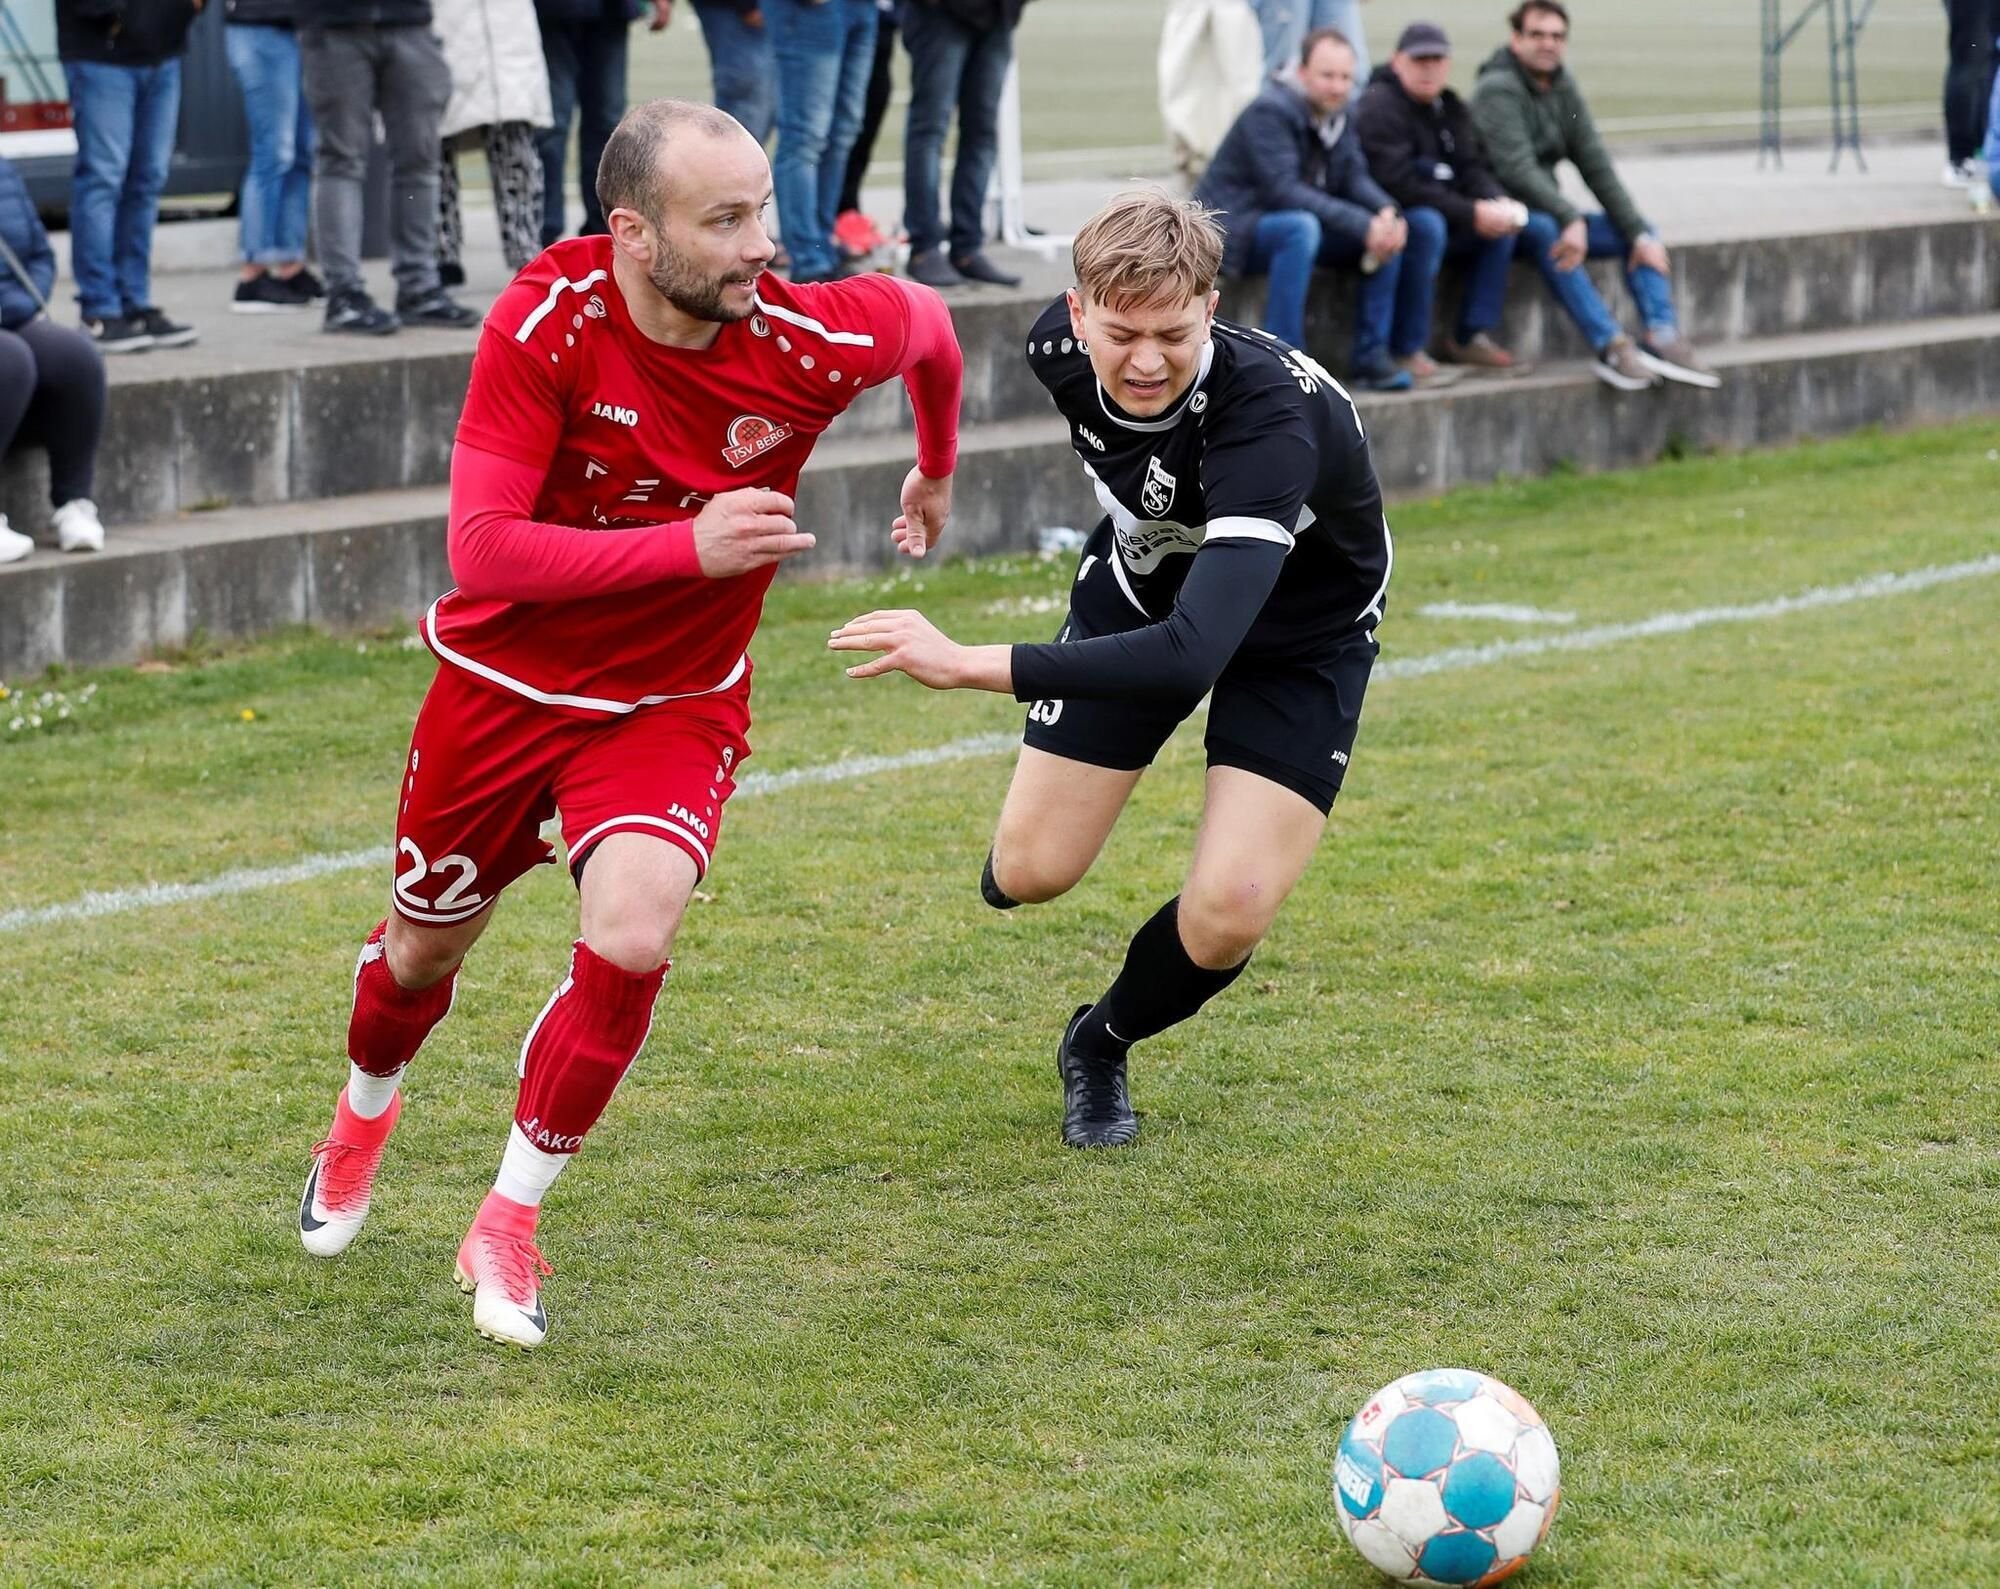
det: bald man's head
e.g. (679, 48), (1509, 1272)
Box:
(596, 99), (754, 226)
(597, 99), (776, 325)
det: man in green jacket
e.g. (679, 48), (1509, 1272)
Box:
(1471, 0), (1716, 391)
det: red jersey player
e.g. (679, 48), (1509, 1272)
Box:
(296, 101), (964, 1348)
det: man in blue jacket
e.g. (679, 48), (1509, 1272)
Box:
(1194, 26), (1411, 390)
(55, 0), (202, 353)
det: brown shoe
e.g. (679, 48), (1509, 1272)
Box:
(1397, 350), (1465, 389)
(1440, 331), (1529, 375)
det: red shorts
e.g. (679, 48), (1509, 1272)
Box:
(389, 663), (752, 927)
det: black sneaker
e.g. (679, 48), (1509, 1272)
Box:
(951, 251), (1022, 287)
(438, 260), (466, 288)
(395, 288), (480, 328)
(232, 273), (312, 313)
(291, 266), (326, 300)
(130, 307), (198, 348)
(1057, 1005), (1139, 1149)
(905, 249), (964, 289)
(1348, 354), (1415, 393)
(82, 313), (153, 354)
(324, 289), (400, 336)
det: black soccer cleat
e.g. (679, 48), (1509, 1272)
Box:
(1058, 1005), (1139, 1149)
(980, 848), (1020, 910)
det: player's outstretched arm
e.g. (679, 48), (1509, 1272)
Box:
(827, 609), (1011, 692)
(859, 276), (961, 558)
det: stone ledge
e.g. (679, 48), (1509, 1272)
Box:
(6, 313), (1995, 677)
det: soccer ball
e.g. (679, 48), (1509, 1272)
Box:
(1333, 1368), (1560, 1586)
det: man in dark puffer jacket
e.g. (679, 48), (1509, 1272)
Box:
(56, 0), (202, 353)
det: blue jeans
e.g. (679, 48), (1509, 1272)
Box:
(768, 0), (878, 278)
(898, 0), (1012, 259)
(1395, 206), (1517, 355)
(1254, 0), (1368, 80)
(694, 0), (775, 145)
(226, 24), (315, 267)
(63, 58), (181, 321)
(1247, 209), (1397, 367)
(1518, 210), (1676, 351)
(539, 18), (628, 242)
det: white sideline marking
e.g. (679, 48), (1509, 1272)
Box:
(4, 556), (1996, 935)
(1418, 601), (1577, 625)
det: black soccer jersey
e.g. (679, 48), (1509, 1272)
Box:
(1010, 298), (1392, 705)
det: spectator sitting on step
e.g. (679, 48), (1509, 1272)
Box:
(0, 155), (109, 562)
(434, 0), (555, 285)
(1471, 0), (1715, 392)
(300, 0), (482, 333)
(55, 0), (202, 353)
(1354, 20), (1526, 385)
(1194, 26), (1413, 392)
(898, 0), (1026, 289)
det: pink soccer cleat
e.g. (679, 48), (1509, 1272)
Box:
(298, 1090), (402, 1257)
(455, 1191), (552, 1348)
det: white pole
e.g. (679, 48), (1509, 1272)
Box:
(990, 56), (1070, 258)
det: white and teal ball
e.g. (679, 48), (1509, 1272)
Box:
(1333, 1368), (1560, 1586)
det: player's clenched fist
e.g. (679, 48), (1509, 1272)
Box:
(692, 488), (815, 578)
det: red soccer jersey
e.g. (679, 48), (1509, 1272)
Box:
(435, 236), (931, 715)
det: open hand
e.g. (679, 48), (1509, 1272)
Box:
(1549, 217), (1588, 272)
(828, 609), (963, 687)
(893, 466), (952, 560)
(691, 487), (813, 577)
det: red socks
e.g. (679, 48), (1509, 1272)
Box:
(513, 941), (666, 1155)
(347, 920), (458, 1076)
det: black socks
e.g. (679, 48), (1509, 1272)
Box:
(1071, 896), (1249, 1062)
(980, 848), (1020, 910)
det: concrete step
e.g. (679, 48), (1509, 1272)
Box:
(7, 311), (1996, 678)
(6, 216), (1995, 534)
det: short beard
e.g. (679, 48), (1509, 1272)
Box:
(646, 236), (760, 323)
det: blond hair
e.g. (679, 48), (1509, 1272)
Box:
(1071, 190), (1223, 313)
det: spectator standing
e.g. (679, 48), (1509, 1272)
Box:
(1252, 0), (1367, 81)
(1194, 26), (1412, 391)
(0, 156), (108, 560)
(768, 0), (879, 282)
(1471, 0), (1715, 391)
(534, 0), (669, 245)
(692, 0), (773, 144)
(434, 0), (555, 283)
(833, 0), (896, 259)
(55, 0), (201, 352)
(225, 0), (324, 312)
(1354, 21), (1524, 383)
(898, 0), (1025, 288)
(1941, 0), (2000, 186)
(300, 0), (480, 333)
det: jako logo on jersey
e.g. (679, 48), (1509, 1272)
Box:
(723, 413), (794, 468)
(1141, 455), (1177, 517)
(667, 801), (712, 840)
(1330, 748), (1350, 766)
(1076, 425), (1106, 452)
(585, 296), (607, 319)
(520, 1116), (585, 1153)
(593, 401), (639, 426)
(749, 315), (771, 338)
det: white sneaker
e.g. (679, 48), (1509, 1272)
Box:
(1942, 160), (1975, 189)
(52, 499), (104, 554)
(0, 515), (33, 564)
(455, 1192), (551, 1348)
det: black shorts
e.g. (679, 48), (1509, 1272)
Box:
(1020, 542), (1378, 815)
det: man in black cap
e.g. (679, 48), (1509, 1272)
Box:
(1354, 21), (1526, 384)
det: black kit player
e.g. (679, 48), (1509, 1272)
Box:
(829, 190), (1392, 1148)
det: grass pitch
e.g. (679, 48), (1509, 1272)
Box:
(3, 420), (1999, 1584)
